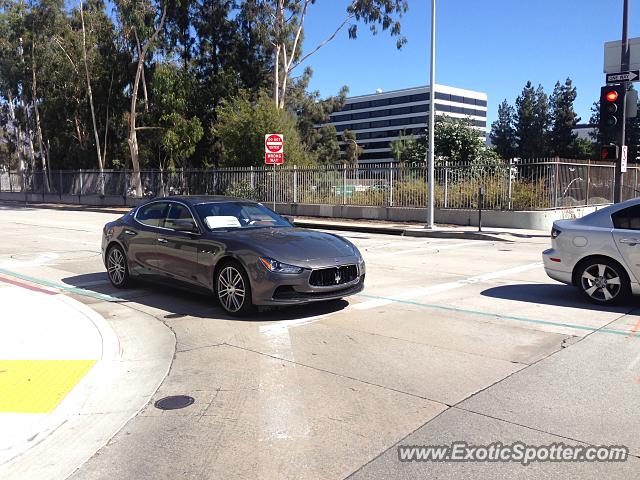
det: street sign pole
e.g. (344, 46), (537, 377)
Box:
(265, 133), (284, 211)
(615, 0), (630, 203)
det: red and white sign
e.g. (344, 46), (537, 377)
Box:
(265, 133), (284, 164)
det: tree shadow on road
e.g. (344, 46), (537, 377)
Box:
(481, 283), (640, 313)
(62, 272), (349, 322)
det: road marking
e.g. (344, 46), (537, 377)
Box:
(355, 293), (633, 337)
(374, 241), (483, 258)
(354, 262), (543, 310)
(0, 267), (120, 302)
(0, 275), (58, 295)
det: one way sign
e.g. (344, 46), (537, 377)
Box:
(606, 70), (639, 83)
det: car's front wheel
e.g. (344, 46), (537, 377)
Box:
(106, 244), (131, 288)
(576, 258), (629, 305)
(215, 261), (255, 316)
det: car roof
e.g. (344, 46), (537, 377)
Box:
(568, 198), (640, 228)
(145, 195), (257, 206)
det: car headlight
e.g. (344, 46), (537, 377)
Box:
(259, 257), (304, 274)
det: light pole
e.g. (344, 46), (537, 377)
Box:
(425, 0), (436, 228)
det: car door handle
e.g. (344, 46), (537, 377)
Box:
(157, 238), (168, 244)
(620, 238), (640, 245)
(124, 229), (137, 236)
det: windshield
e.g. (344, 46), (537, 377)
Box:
(195, 201), (292, 230)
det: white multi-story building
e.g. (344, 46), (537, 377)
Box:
(326, 84), (488, 163)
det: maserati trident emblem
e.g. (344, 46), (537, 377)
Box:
(334, 268), (342, 284)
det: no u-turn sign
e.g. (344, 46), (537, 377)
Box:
(265, 134), (284, 164)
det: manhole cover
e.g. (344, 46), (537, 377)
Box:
(154, 395), (195, 410)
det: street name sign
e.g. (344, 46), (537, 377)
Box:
(606, 70), (639, 83)
(621, 145), (628, 173)
(265, 134), (284, 165)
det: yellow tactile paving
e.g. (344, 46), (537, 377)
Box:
(0, 360), (96, 413)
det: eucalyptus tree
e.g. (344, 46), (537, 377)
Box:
(266, 0), (408, 109)
(114, 0), (167, 195)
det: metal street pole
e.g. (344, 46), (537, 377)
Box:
(615, 0), (630, 203)
(426, 0), (436, 228)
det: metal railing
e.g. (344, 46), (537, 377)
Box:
(0, 158), (634, 210)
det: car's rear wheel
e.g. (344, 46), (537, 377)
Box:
(576, 258), (629, 305)
(106, 244), (131, 288)
(215, 261), (255, 316)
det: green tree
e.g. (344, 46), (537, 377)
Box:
(549, 78), (580, 158)
(284, 66), (347, 163)
(490, 99), (517, 160)
(435, 116), (486, 162)
(516, 81), (550, 158)
(342, 129), (363, 164)
(212, 91), (309, 167)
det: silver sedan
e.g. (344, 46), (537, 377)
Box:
(543, 198), (640, 305)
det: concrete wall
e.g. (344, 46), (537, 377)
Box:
(0, 192), (607, 230)
(273, 203), (607, 230)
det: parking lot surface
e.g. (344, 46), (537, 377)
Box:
(0, 203), (639, 479)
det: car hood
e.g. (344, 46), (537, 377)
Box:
(221, 227), (357, 264)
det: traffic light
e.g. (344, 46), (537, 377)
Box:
(601, 144), (619, 161)
(599, 85), (625, 142)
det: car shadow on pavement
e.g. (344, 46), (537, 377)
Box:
(481, 283), (640, 313)
(62, 272), (349, 322)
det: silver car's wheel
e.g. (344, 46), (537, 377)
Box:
(216, 262), (254, 316)
(107, 245), (130, 288)
(578, 260), (628, 305)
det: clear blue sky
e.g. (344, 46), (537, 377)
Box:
(299, 0), (639, 127)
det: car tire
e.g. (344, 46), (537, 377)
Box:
(215, 260), (255, 316)
(576, 258), (630, 306)
(106, 244), (132, 289)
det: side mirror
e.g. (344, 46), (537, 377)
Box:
(282, 215), (295, 225)
(172, 219), (200, 234)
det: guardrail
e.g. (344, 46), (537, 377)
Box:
(0, 158), (636, 210)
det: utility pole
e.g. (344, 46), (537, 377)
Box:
(426, 0), (436, 228)
(615, 0), (630, 203)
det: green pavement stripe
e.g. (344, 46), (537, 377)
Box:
(357, 293), (633, 337)
(0, 267), (119, 302)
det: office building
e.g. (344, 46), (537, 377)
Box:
(326, 84), (488, 163)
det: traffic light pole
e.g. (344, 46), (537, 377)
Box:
(615, 0), (630, 203)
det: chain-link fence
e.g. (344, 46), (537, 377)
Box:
(0, 158), (632, 210)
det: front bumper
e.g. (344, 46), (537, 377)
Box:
(542, 248), (573, 285)
(250, 257), (366, 306)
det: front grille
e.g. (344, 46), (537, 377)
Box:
(309, 264), (358, 287)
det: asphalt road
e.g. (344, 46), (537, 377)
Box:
(1, 203), (639, 479)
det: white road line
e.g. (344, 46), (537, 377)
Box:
(373, 241), (483, 258)
(354, 262), (543, 310)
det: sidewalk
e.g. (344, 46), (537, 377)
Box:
(0, 272), (173, 480)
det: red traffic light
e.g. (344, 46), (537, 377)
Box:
(605, 90), (619, 102)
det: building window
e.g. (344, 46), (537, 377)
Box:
(411, 104), (428, 113)
(435, 92), (450, 101)
(371, 98), (389, 107)
(411, 93), (429, 101)
(450, 94), (464, 103)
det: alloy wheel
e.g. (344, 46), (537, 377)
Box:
(217, 266), (246, 313)
(107, 247), (127, 286)
(580, 263), (622, 303)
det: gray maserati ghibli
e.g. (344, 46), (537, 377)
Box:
(101, 196), (365, 315)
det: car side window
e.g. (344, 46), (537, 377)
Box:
(164, 203), (197, 230)
(136, 202), (169, 228)
(612, 205), (640, 230)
